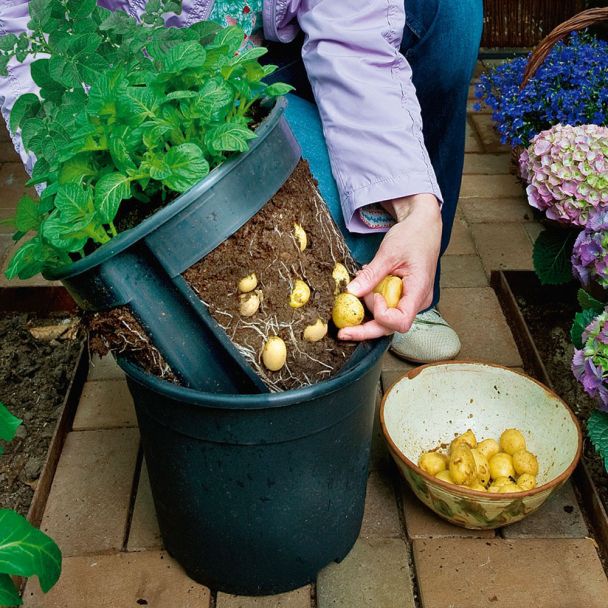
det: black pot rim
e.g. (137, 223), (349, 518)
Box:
(119, 336), (390, 410)
(45, 97), (287, 281)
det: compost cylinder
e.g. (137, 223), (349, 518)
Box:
(119, 336), (389, 595)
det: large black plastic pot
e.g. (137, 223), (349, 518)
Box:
(119, 335), (389, 595)
(46, 98), (300, 393)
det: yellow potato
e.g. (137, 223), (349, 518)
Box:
(470, 448), (490, 486)
(500, 428), (526, 455)
(435, 470), (454, 484)
(261, 336), (287, 371)
(293, 223), (307, 251)
(289, 279), (311, 308)
(512, 450), (539, 476)
(488, 477), (511, 493)
(418, 451), (448, 476)
(498, 483), (522, 493)
(517, 473), (537, 491)
(332, 263), (350, 294)
(238, 273), (258, 293)
(373, 275), (403, 308)
(332, 293), (364, 329)
(488, 484), (502, 493)
(468, 481), (488, 492)
(239, 291), (261, 317)
(489, 452), (515, 480)
(303, 319), (328, 342)
(477, 438), (500, 461)
(449, 429), (477, 453)
(449, 445), (477, 486)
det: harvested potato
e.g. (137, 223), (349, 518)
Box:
(449, 445), (477, 486)
(450, 429), (477, 453)
(517, 473), (537, 491)
(477, 438), (500, 460)
(468, 481), (488, 492)
(512, 450), (539, 476)
(470, 448), (490, 486)
(332, 263), (350, 294)
(489, 452), (515, 480)
(488, 476), (511, 493)
(238, 273), (258, 293)
(303, 319), (328, 342)
(419, 451), (448, 476)
(332, 293), (364, 329)
(498, 482), (521, 493)
(262, 336), (287, 371)
(293, 223), (307, 251)
(435, 470), (454, 484)
(373, 275), (403, 308)
(500, 428), (526, 455)
(289, 279), (311, 308)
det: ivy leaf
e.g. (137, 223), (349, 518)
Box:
(0, 509), (62, 593)
(15, 196), (40, 233)
(94, 173), (131, 223)
(588, 410), (608, 473)
(0, 573), (21, 606)
(163, 143), (209, 192)
(532, 228), (578, 285)
(160, 41), (207, 72)
(4, 237), (47, 280)
(571, 309), (598, 349)
(9, 94), (40, 133)
(206, 122), (256, 154)
(0, 402), (22, 452)
(578, 289), (605, 314)
(264, 82), (295, 97)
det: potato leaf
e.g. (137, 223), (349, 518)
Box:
(15, 196), (40, 233)
(161, 41), (207, 72)
(94, 173), (131, 223)
(0, 402), (21, 449)
(9, 93), (40, 132)
(163, 143), (209, 192)
(206, 122), (256, 154)
(0, 573), (22, 606)
(4, 237), (47, 279)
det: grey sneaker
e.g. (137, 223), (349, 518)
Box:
(390, 308), (461, 363)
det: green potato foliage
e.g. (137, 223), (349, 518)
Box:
(0, 0), (293, 279)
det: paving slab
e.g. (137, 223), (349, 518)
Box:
(470, 114), (511, 153)
(217, 587), (312, 607)
(465, 119), (482, 153)
(459, 174), (523, 199)
(87, 353), (125, 381)
(438, 287), (523, 367)
(471, 223), (534, 276)
(502, 481), (588, 539)
(317, 537), (416, 608)
(370, 389), (391, 473)
(127, 461), (163, 551)
(360, 470), (402, 539)
(413, 538), (608, 608)
(72, 379), (137, 430)
(463, 153), (511, 175)
(40, 428), (139, 556)
(400, 485), (495, 539)
(440, 255), (488, 289)
(22, 550), (211, 608)
(381, 351), (415, 375)
(444, 216), (477, 256)
(523, 221), (542, 245)
(381, 368), (413, 394)
(460, 197), (531, 224)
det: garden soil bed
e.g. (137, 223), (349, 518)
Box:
(0, 287), (86, 524)
(91, 160), (359, 392)
(492, 270), (608, 548)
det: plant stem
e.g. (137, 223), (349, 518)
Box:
(109, 222), (118, 237)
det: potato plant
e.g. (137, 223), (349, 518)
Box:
(0, 0), (291, 280)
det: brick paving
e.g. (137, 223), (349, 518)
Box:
(2, 61), (606, 606)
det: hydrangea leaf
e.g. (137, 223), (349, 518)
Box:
(588, 410), (608, 473)
(578, 289), (605, 314)
(571, 309), (599, 349)
(532, 228), (577, 285)
(0, 402), (22, 455)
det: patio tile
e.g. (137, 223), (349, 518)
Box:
(217, 586), (312, 607)
(444, 216), (476, 256)
(382, 351), (415, 375)
(87, 353), (125, 381)
(440, 255), (488, 289)
(40, 428), (139, 556)
(72, 380), (137, 430)
(400, 485), (495, 539)
(502, 481), (588, 539)
(370, 389), (391, 473)
(465, 119), (482, 153)
(471, 223), (534, 276)
(463, 153), (511, 175)
(360, 470), (402, 539)
(438, 287), (522, 367)
(22, 550), (211, 607)
(127, 461), (163, 551)
(459, 174), (523, 199)
(413, 538), (608, 608)
(470, 114), (511, 153)
(523, 221), (543, 245)
(317, 537), (416, 608)
(460, 197), (532, 224)
(381, 368), (413, 394)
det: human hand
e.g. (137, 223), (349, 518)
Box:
(338, 194), (442, 341)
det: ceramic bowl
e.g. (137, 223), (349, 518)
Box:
(380, 362), (582, 529)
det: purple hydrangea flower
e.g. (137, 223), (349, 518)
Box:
(520, 124), (608, 227)
(572, 310), (608, 411)
(572, 210), (608, 287)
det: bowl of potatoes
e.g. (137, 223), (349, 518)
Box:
(380, 361), (582, 529)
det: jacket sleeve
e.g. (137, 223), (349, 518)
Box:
(266, 0), (442, 233)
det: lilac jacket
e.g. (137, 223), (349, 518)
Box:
(0, 0), (441, 233)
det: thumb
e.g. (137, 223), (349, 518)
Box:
(347, 253), (392, 297)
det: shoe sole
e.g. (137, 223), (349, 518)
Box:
(389, 345), (461, 365)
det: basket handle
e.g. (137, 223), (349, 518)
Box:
(521, 7), (608, 88)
